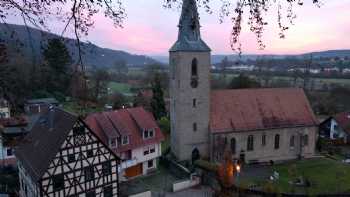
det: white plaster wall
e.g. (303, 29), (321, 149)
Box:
(131, 143), (161, 164)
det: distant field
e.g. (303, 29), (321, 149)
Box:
(108, 82), (132, 95)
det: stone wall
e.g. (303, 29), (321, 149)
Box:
(211, 126), (317, 163)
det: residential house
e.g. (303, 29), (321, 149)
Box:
(0, 115), (38, 167)
(85, 107), (164, 181)
(319, 112), (350, 143)
(15, 107), (120, 197)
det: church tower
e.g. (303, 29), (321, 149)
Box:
(169, 0), (211, 161)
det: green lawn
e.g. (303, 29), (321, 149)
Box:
(63, 101), (103, 116)
(108, 82), (132, 94)
(242, 158), (350, 195)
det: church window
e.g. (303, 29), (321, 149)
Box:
(262, 134), (266, 146)
(191, 58), (198, 77)
(193, 99), (197, 108)
(191, 58), (198, 88)
(290, 136), (295, 148)
(247, 135), (254, 151)
(274, 134), (280, 149)
(193, 123), (197, 132)
(303, 135), (309, 146)
(230, 138), (236, 154)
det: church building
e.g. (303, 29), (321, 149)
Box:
(169, 0), (318, 163)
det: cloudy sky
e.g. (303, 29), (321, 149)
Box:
(8, 0), (350, 55)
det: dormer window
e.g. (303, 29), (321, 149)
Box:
(109, 138), (117, 148)
(122, 136), (129, 145)
(143, 129), (155, 139)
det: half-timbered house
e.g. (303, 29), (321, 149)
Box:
(15, 107), (120, 197)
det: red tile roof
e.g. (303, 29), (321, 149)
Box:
(334, 112), (350, 134)
(85, 107), (164, 153)
(210, 88), (318, 133)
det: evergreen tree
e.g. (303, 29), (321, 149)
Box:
(150, 73), (166, 120)
(42, 38), (72, 94)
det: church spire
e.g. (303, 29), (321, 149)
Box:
(170, 0), (211, 52)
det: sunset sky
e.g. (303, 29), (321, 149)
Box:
(8, 0), (350, 55)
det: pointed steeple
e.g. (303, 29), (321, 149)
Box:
(170, 0), (211, 52)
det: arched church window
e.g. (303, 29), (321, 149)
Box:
(247, 135), (254, 151)
(191, 58), (198, 88)
(191, 58), (198, 77)
(230, 138), (236, 154)
(275, 134), (280, 149)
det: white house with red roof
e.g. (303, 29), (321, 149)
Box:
(85, 107), (164, 181)
(320, 112), (350, 143)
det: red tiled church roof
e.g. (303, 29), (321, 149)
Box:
(210, 88), (318, 133)
(85, 107), (164, 153)
(334, 112), (350, 134)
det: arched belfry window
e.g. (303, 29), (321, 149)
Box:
(230, 138), (236, 154)
(191, 58), (198, 77)
(191, 58), (198, 88)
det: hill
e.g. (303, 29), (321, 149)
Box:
(153, 50), (350, 64)
(0, 23), (159, 68)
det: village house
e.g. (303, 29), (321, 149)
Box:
(85, 107), (164, 181)
(0, 115), (38, 167)
(319, 112), (350, 143)
(169, 0), (318, 163)
(15, 107), (120, 197)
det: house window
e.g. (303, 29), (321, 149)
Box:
(144, 129), (154, 139)
(303, 135), (309, 146)
(247, 135), (254, 151)
(73, 126), (85, 136)
(149, 129), (154, 138)
(103, 185), (113, 197)
(110, 138), (117, 148)
(102, 161), (112, 176)
(274, 134), (280, 149)
(68, 154), (75, 163)
(144, 130), (149, 138)
(6, 148), (13, 156)
(86, 190), (96, 197)
(84, 166), (94, 181)
(122, 136), (129, 145)
(87, 150), (93, 158)
(230, 138), (236, 154)
(150, 146), (155, 153)
(262, 134), (266, 146)
(144, 147), (150, 155)
(193, 99), (197, 108)
(52, 174), (64, 191)
(193, 123), (197, 132)
(148, 160), (154, 168)
(290, 136), (295, 148)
